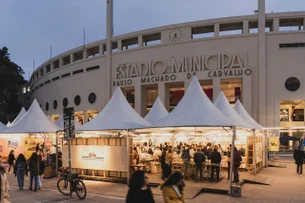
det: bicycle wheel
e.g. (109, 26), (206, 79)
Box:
(75, 180), (87, 199)
(57, 178), (71, 196)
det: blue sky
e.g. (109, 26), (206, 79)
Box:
(1, 0), (304, 79)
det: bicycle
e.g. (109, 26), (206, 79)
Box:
(57, 168), (87, 199)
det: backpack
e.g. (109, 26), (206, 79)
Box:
(17, 161), (26, 170)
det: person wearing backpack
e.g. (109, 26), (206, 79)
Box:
(233, 147), (242, 183)
(14, 154), (27, 190)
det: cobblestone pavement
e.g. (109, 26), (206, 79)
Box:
(8, 159), (305, 203)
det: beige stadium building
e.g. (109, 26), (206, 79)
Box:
(19, 0), (305, 144)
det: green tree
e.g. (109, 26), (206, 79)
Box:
(0, 46), (26, 123)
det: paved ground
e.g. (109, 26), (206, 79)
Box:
(8, 156), (305, 203)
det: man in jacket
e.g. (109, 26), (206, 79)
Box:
(293, 146), (305, 176)
(233, 147), (242, 183)
(194, 148), (206, 182)
(210, 148), (221, 182)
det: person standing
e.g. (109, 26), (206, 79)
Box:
(126, 170), (154, 203)
(227, 144), (232, 179)
(14, 154), (27, 190)
(210, 148), (221, 182)
(0, 164), (10, 202)
(49, 145), (56, 169)
(160, 148), (168, 180)
(37, 153), (45, 190)
(28, 152), (40, 192)
(8, 150), (15, 174)
(181, 147), (191, 180)
(161, 171), (185, 203)
(35, 143), (40, 152)
(293, 146), (305, 176)
(194, 148), (205, 182)
(233, 147), (242, 183)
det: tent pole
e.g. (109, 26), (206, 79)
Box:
(253, 129), (257, 175)
(126, 129), (130, 184)
(229, 126), (236, 196)
(43, 133), (47, 165)
(56, 132), (59, 176)
(264, 130), (268, 168)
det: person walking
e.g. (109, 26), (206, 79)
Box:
(233, 147), (242, 183)
(227, 144), (231, 179)
(0, 164), (10, 203)
(14, 154), (27, 190)
(293, 146), (305, 176)
(8, 150), (15, 174)
(161, 171), (185, 203)
(126, 170), (154, 203)
(194, 147), (205, 182)
(28, 152), (40, 192)
(210, 148), (221, 182)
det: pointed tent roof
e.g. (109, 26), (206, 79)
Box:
(144, 97), (168, 125)
(8, 107), (27, 127)
(151, 76), (233, 128)
(214, 92), (253, 128)
(0, 122), (8, 131)
(55, 114), (82, 130)
(234, 100), (263, 129)
(2, 99), (62, 133)
(78, 87), (151, 131)
(6, 121), (10, 127)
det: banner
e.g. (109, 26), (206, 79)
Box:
(62, 145), (128, 172)
(269, 137), (279, 152)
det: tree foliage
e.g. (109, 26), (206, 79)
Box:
(0, 46), (26, 123)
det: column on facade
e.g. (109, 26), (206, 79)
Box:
(214, 24), (220, 37)
(138, 35), (143, 48)
(118, 40), (122, 52)
(83, 48), (87, 60)
(303, 18), (305, 31)
(272, 18), (280, 32)
(59, 58), (63, 67)
(135, 85), (147, 117)
(99, 44), (105, 55)
(242, 76), (252, 115)
(212, 78), (221, 102)
(243, 21), (249, 34)
(158, 82), (170, 111)
(70, 53), (74, 63)
(83, 111), (88, 124)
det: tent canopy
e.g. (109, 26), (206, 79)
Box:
(55, 114), (82, 130)
(8, 107), (27, 127)
(78, 87), (151, 131)
(151, 76), (234, 128)
(214, 92), (253, 128)
(1, 99), (61, 134)
(144, 97), (168, 125)
(234, 100), (263, 129)
(0, 122), (7, 131)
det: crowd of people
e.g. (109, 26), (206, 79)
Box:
(132, 142), (243, 184)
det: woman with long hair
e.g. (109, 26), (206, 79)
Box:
(8, 150), (15, 174)
(161, 172), (185, 203)
(28, 152), (40, 192)
(126, 170), (154, 203)
(14, 154), (27, 190)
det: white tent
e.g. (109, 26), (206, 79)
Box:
(144, 97), (168, 125)
(214, 91), (253, 129)
(151, 76), (233, 128)
(55, 114), (82, 130)
(0, 122), (7, 131)
(2, 99), (62, 133)
(78, 87), (151, 131)
(8, 107), (27, 127)
(234, 100), (263, 129)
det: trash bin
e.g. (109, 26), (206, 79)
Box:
(44, 166), (53, 178)
(231, 185), (242, 197)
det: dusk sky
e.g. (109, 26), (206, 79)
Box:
(1, 0), (304, 80)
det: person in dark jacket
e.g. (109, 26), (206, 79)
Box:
(233, 147), (242, 183)
(14, 153), (28, 190)
(194, 148), (206, 182)
(8, 150), (15, 174)
(210, 148), (221, 182)
(160, 148), (167, 180)
(28, 152), (40, 192)
(126, 170), (154, 203)
(182, 147), (191, 180)
(293, 146), (305, 176)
